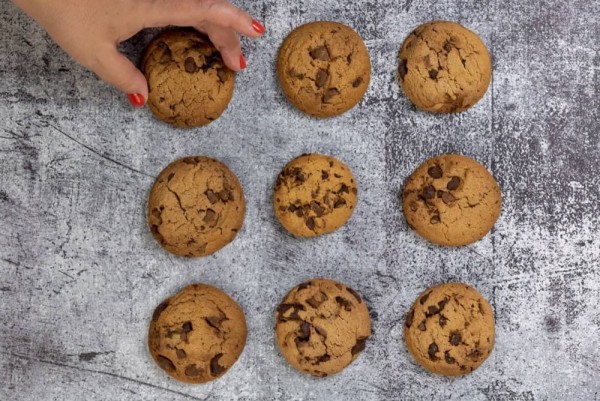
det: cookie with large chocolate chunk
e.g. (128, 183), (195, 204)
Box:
(141, 29), (235, 127)
(398, 21), (492, 113)
(277, 21), (371, 118)
(148, 284), (247, 383)
(404, 282), (495, 376)
(402, 153), (501, 246)
(274, 153), (358, 237)
(148, 156), (245, 257)
(275, 279), (371, 376)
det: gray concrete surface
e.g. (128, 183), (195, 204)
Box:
(1, 0), (599, 399)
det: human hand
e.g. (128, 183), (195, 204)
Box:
(11, 0), (265, 107)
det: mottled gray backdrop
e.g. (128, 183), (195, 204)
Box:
(1, 0), (599, 400)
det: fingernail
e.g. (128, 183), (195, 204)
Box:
(239, 54), (246, 69)
(127, 93), (145, 108)
(252, 20), (265, 34)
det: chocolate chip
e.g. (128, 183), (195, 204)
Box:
(438, 299), (448, 312)
(429, 69), (439, 79)
(218, 188), (232, 202)
(444, 351), (456, 364)
(335, 296), (353, 311)
(352, 77), (363, 87)
(306, 297), (322, 308)
(467, 348), (483, 360)
(419, 292), (431, 305)
(217, 68), (228, 83)
(210, 354), (226, 376)
(426, 305), (440, 317)
(430, 215), (441, 224)
(295, 208), (304, 217)
(184, 57), (197, 73)
(427, 343), (439, 361)
(346, 287), (363, 303)
(428, 165), (443, 178)
(398, 59), (408, 80)
(175, 348), (186, 359)
(315, 326), (328, 338)
(405, 309), (414, 328)
(351, 339), (366, 355)
(298, 321), (311, 341)
(439, 315), (448, 327)
(317, 354), (331, 363)
(409, 201), (419, 212)
(444, 42), (453, 52)
(442, 192), (455, 205)
(182, 321), (193, 333)
(334, 198), (347, 208)
(422, 185), (436, 199)
(185, 364), (202, 377)
(152, 302), (169, 321)
(311, 201), (325, 217)
(322, 88), (339, 103)
(205, 190), (219, 204)
(449, 331), (462, 346)
(447, 176), (461, 190)
(287, 68), (305, 79)
(334, 173), (342, 178)
(306, 217), (316, 230)
(315, 69), (328, 88)
(203, 209), (216, 223)
(418, 321), (426, 331)
(205, 314), (226, 330)
(339, 184), (350, 194)
(321, 170), (329, 179)
(297, 281), (311, 290)
(156, 355), (176, 372)
(309, 46), (330, 61)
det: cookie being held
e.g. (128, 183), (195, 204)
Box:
(275, 279), (371, 376)
(404, 282), (495, 376)
(141, 29), (235, 127)
(148, 156), (245, 257)
(402, 153), (501, 246)
(148, 284), (247, 383)
(398, 21), (492, 113)
(277, 21), (371, 117)
(274, 153), (358, 237)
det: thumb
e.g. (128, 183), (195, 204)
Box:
(91, 48), (149, 107)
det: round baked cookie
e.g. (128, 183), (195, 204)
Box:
(277, 21), (371, 118)
(148, 156), (245, 257)
(398, 21), (492, 113)
(148, 284), (247, 383)
(275, 279), (371, 377)
(141, 29), (235, 127)
(402, 154), (501, 246)
(274, 153), (358, 237)
(404, 282), (495, 376)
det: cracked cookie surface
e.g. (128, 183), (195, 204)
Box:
(141, 29), (235, 128)
(148, 284), (247, 383)
(404, 282), (495, 376)
(398, 21), (492, 113)
(275, 278), (371, 376)
(148, 156), (245, 257)
(402, 154), (501, 246)
(277, 21), (371, 118)
(274, 153), (357, 237)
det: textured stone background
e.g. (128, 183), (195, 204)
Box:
(1, 0), (599, 399)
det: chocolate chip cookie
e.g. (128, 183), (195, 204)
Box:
(402, 154), (501, 246)
(404, 282), (495, 376)
(274, 154), (358, 237)
(277, 21), (371, 118)
(275, 279), (371, 377)
(141, 29), (235, 127)
(148, 156), (245, 257)
(398, 21), (492, 113)
(148, 284), (247, 383)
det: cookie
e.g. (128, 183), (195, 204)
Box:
(404, 282), (495, 376)
(275, 279), (371, 377)
(398, 21), (492, 113)
(277, 21), (371, 118)
(274, 153), (358, 237)
(148, 284), (247, 383)
(148, 156), (245, 257)
(141, 29), (235, 128)
(402, 154), (501, 246)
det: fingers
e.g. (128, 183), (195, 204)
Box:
(148, 0), (265, 38)
(202, 23), (245, 71)
(89, 47), (148, 106)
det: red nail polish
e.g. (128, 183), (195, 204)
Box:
(239, 54), (246, 69)
(127, 93), (145, 108)
(252, 20), (265, 34)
